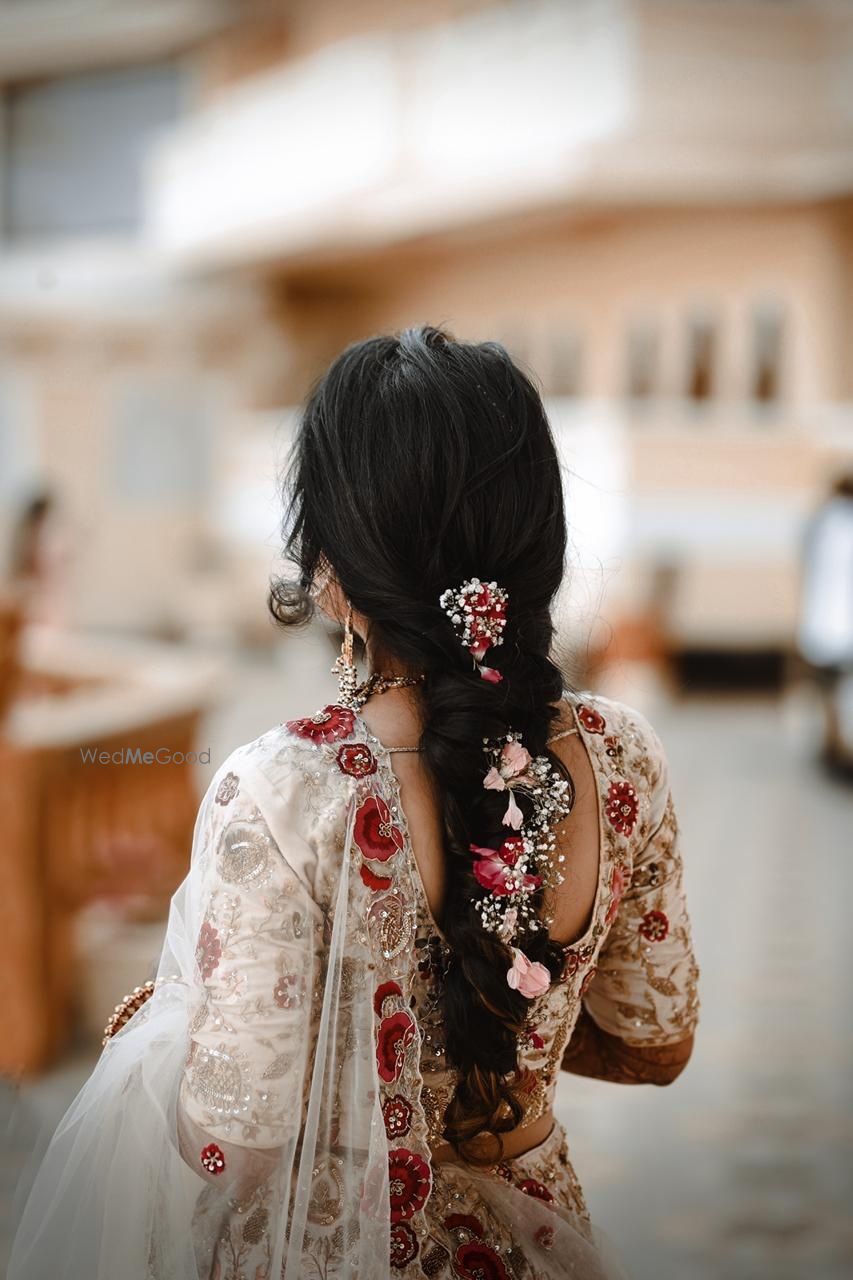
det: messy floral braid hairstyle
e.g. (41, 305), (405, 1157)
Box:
(270, 326), (572, 1160)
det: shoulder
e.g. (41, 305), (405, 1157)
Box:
(213, 703), (359, 801)
(201, 703), (361, 902)
(566, 689), (671, 836)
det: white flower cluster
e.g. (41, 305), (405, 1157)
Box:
(439, 578), (508, 654)
(475, 732), (573, 945)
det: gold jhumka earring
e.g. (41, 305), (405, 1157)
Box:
(333, 603), (360, 709)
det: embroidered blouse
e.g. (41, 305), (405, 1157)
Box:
(10, 688), (698, 1280)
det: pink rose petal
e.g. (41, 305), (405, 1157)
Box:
(507, 949), (552, 998)
(479, 665), (503, 684)
(501, 741), (532, 777)
(503, 791), (524, 829)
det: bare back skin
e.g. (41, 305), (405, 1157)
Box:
(359, 689), (600, 946)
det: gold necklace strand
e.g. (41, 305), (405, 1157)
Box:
(354, 672), (424, 706)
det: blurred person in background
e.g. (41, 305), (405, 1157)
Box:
(10, 329), (699, 1280)
(8, 488), (72, 630)
(798, 473), (853, 777)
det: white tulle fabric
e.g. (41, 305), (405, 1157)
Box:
(9, 708), (627, 1280)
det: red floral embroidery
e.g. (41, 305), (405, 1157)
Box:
(444, 1214), (484, 1239)
(383, 1094), (413, 1139)
(528, 1029), (545, 1050)
(519, 1178), (555, 1203)
(196, 920), (222, 980)
(200, 1143), (226, 1175)
(605, 780), (639, 836)
(604, 734), (621, 759)
(453, 1241), (510, 1280)
(605, 864), (628, 926)
(535, 1225), (555, 1251)
(373, 980), (403, 1017)
(376, 1010), (416, 1082)
(580, 965), (597, 997)
(273, 973), (304, 1009)
(388, 1147), (431, 1222)
(390, 1221), (419, 1269)
(577, 703), (606, 734)
(336, 743), (377, 778)
(214, 771), (240, 805)
(360, 863), (393, 891)
(561, 949), (581, 979)
(285, 704), (355, 744)
(639, 909), (669, 942)
(354, 794), (404, 863)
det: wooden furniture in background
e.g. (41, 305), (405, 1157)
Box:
(0, 628), (223, 1076)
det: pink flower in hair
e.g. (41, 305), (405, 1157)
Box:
(483, 740), (534, 828)
(506, 948), (551, 998)
(469, 839), (541, 897)
(439, 579), (508, 682)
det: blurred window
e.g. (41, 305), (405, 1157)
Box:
(624, 317), (659, 401)
(750, 299), (785, 406)
(112, 381), (213, 505)
(685, 310), (717, 402)
(3, 63), (182, 240)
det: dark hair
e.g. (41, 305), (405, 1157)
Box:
(271, 326), (570, 1159)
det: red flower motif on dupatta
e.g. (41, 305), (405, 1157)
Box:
(376, 1010), (416, 1082)
(390, 1222), (419, 1268)
(605, 780), (639, 836)
(200, 1143), (226, 1175)
(444, 1214), (484, 1239)
(360, 863), (393, 892)
(373, 980), (403, 1017)
(577, 703), (606, 734)
(519, 1178), (555, 1203)
(535, 1224), (555, 1251)
(354, 794), (404, 863)
(196, 920), (222, 980)
(383, 1094), (414, 1140)
(388, 1147), (431, 1222)
(639, 909), (669, 942)
(453, 1241), (510, 1280)
(285, 704), (355, 744)
(336, 743), (377, 778)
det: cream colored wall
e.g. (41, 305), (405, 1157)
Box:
(278, 202), (852, 408)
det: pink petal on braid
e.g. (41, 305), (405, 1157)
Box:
(479, 666), (503, 684)
(506, 949), (551, 998)
(501, 741), (532, 776)
(483, 766), (506, 791)
(503, 791), (524, 829)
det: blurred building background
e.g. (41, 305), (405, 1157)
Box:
(1, 2), (852, 1278)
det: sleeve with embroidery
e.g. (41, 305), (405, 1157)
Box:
(583, 717), (700, 1047)
(178, 759), (325, 1184)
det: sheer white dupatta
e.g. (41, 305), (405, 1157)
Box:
(10, 709), (624, 1280)
(9, 723), (398, 1279)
